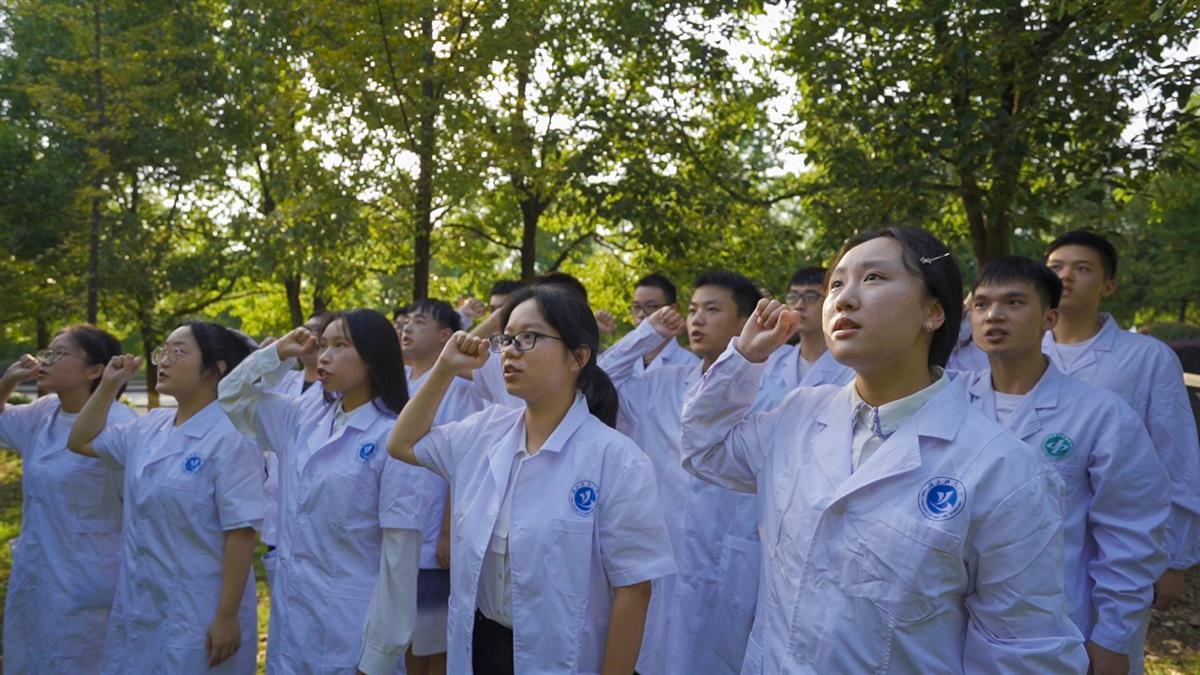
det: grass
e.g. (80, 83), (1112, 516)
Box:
(2, 449), (1200, 673)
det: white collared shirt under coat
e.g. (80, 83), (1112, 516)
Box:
(0, 394), (137, 673)
(680, 339), (1088, 673)
(1043, 314), (1200, 568)
(91, 400), (264, 674)
(220, 346), (436, 674)
(414, 394), (676, 674)
(965, 364), (1169, 655)
(599, 319), (787, 675)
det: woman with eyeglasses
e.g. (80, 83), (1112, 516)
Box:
(388, 284), (676, 675)
(67, 321), (264, 674)
(0, 325), (136, 672)
(218, 309), (443, 674)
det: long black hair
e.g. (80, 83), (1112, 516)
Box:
(323, 309), (409, 416)
(499, 285), (619, 428)
(827, 227), (963, 369)
(181, 321), (253, 380)
(59, 324), (125, 395)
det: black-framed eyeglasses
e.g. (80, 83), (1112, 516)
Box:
(785, 290), (824, 306)
(631, 302), (662, 317)
(488, 331), (565, 354)
(34, 349), (86, 365)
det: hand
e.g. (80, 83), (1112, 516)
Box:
(3, 354), (42, 383)
(274, 327), (319, 361)
(102, 355), (142, 388)
(433, 331), (490, 376)
(459, 298), (486, 320)
(435, 529), (451, 568)
(1152, 568), (1186, 610)
(595, 310), (616, 334)
(1085, 640), (1130, 675)
(735, 299), (802, 364)
(647, 306), (685, 339)
(206, 612), (241, 668)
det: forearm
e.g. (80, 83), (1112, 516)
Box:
(600, 581), (651, 675)
(0, 374), (22, 414)
(67, 380), (120, 457)
(216, 528), (256, 619)
(388, 365), (455, 464)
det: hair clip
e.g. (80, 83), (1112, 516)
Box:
(920, 252), (951, 265)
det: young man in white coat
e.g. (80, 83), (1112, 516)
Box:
(598, 271), (791, 675)
(1043, 231), (1200, 605)
(763, 267), (853, 391)
(965, 255), (1171, 674)
(625, 273), (700, 377)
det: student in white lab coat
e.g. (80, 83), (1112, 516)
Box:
(402, 298), (486, 675)
(388, 284), (676, 675)
(625, 273), (700, 377)
(598, 270), (789, 675)
(0, 325), (137, 673)
(681, 227), (1088, 673)
(272, 311), (330, 399)
(965, 255), (1170, 675)
(763, 267), (854, 390)
(67, 321), (263, 674)
(219, 309), (440, 674)
(1043, 230), (1200, 604)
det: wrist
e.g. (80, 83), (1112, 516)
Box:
(733, 339), (768, 364)
(214, 607), (239, 622)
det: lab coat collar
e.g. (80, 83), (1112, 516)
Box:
(966, 360), (1064, 439)
(1042, 313), (1118, 373)
(487, 392), (589, 491)
(177, 399), (226, 438)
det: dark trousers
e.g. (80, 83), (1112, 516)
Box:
(472, 609), (515, 675)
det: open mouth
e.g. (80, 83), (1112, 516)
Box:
(830, 317), (861, 338)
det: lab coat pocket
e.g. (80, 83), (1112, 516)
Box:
(65, 551), (120, 610)
(64, 466), (121, 532)
(322, 580), (375, 668)
(545, 518), (594, 598)
(332, 465), (379, 532)
(853, 511), (963, 624)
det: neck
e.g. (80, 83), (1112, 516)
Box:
(340, 383), (373, 413)
(523, 387), (576, 455)
(174, 388), (216, 426)
(853, 353), (936, 407)
(643, 340), (668, 367)
(798, 330), (827, 363)
(409, 355), (437, 381)
(1053, 307), (1103, 344)
(302, 362), (320, 383)
(987, 350), (1049, 395)
(57, 386), (93, 414)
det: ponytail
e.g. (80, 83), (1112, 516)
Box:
(578, 362), (619, 428)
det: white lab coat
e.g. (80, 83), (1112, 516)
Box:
(414, 394), (676, 674)
(262, 372), (324, 549)
(598, 320), (790, 675)
(470, 356), (524, 410)
(91, 401), (263, 674)
(1043, 315), (1200, 568)
(965, 365), (1170, 659)
(681, 340), (1088, 673)
(629, 335), (700, 378)
(219, 346), (437, 674)
(760, 343), (854, 392)
(0, 395), (136, 674)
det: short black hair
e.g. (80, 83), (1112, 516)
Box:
(1046, 230), (1118, 280)
(535, 271), (588, 301)
(489, 280), (524, 297)
(692, 270), (763, 318)
(830, 227), (963, 369)
(407, 298), (462, 332)
(789, 266), (827, 287)
(392, 306), (410, 321)
(634, 273), (677, 305)
(974, 256), (1063, 310)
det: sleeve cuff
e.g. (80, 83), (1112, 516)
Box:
(357, 642), (405, 675)
(1088, 623), (1135, 655)
(607, 557), (677, 587)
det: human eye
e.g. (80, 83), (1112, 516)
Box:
(828, 279), (844, 290)
(864, 272), (882, 282)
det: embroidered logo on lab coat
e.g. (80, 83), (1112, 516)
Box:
(182, 454), (204, 474)
(919, 477), (965, 521)
(570, 480), (599, 516)
(358, 442), (377, 460)
(1041, 433), (1074, 459)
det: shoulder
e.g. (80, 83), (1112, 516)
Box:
(577, 415), (653, 468)
(1110, 329), (1181, 368)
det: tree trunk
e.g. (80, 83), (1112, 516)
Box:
(412, 11), (437, 301)
(36, 315), (50, 397)
(284, 276), (304, 327)
(520, 199), (540, 281)
(87, 0), (106, 324)
(140, 317), (159, 409)
(1180, 299), (1188, 324)
(313, 279), (330, 315)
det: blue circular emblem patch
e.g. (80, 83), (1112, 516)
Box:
(183, 454), (203, 474)
(918, 477), (965, 521)
(1042, 433), (1074, 459)
(358, 442), (377, 460)
(570, 480), (599, 517)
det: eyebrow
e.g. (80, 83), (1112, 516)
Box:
(834, 258), (895, 272)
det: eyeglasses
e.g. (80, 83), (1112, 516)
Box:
(631, 303), (662, 317)
(785, 290), (824, 306)
(488, 331), (565, 354)
(151, 345), (188, 366)
(35, 350), (86, 365)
